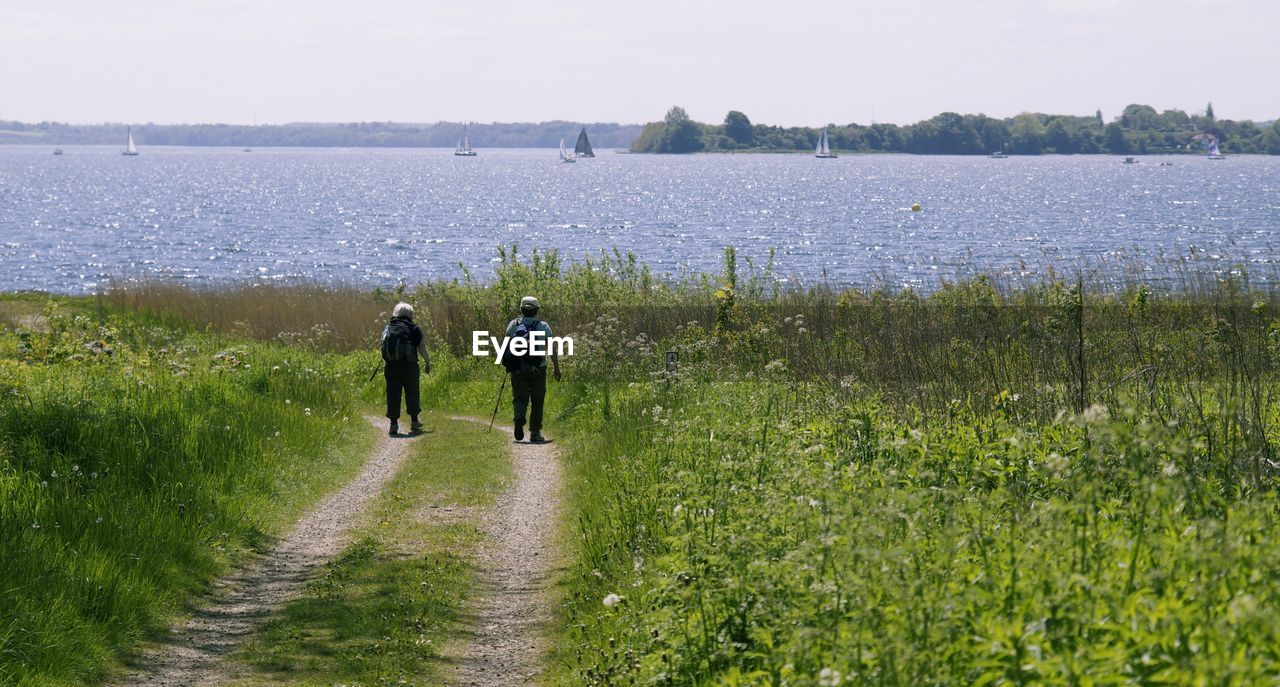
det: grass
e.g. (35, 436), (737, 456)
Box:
(0, 297), (375, 686)
(229, 413), (510, 686)
(45, 245), (1280, 684)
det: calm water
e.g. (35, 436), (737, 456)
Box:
(3, 145), (1279, 293)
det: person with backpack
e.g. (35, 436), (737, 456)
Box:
(381, 302), (430, 436)
(501, 296), (561, 443)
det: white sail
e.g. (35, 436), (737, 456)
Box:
(454, 123), (476, 155)
(815, 127), (836, 158)
(559, 137), (575, 163)
(123, 126), (139, 155)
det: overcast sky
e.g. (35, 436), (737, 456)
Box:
(2, 0), (1276, 126)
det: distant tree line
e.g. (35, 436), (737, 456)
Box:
(631, 103), (1280, 155)
(0, 120), (642, 149)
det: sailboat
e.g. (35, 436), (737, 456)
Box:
(559, 137), (576, 163)
(815, 127), (837, 158)
(122, 127), (139, 156)
(573, 126), (594, 157)
(454, 123), (477, 156)
(1206, 135), (1226, 160)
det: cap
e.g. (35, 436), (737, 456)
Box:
(520, 296), (540, 311)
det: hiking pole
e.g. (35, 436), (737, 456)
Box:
(489, 371), (508, 431)
(367, 359), (383, 382)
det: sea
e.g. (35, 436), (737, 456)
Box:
(2, 145), (1279, 293)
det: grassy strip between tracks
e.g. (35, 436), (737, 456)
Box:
(228, 413), (510, 686)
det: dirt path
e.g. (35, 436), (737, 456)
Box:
(446, 416), (565, 687)
(114, 416), (416, 687)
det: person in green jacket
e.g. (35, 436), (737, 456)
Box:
(505, 296), (562, 443)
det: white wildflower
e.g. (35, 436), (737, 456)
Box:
(818, 667), (843, 687)
(602, 593), (622, 607)
(672, 503), (684, 517)
(1082, 404), (1109, 424)
(285, 399), (291, 405)
(1161, 461), (1180, 477)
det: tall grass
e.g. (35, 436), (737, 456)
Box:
(0, 301), (373, 685)
(103, 247), (1280, 684)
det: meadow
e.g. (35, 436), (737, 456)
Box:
(6, 247), (1280, 685)
(0, 298), (375, 685)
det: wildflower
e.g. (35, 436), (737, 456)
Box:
(274, 430), (281, 437)
(304, 407), (312, 416)
(32, 522), (39, 529)
(818, 667), (843, 686)
(224, 425), (231, 431)
(1082, 404), (1109, 424)
(1161, 461), (1180, 477)
(96, 516), (103, 523)
(71, 464), (80, 473)
(342, 416), (349, 423)
(603, 593), (623, 607)
(672, 503), (684, 517)
(50, 470), (59, 478)
(285, 399), (291, 405)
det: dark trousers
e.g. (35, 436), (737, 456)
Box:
(511, 367), (547, 433)
(385, 362), (420, 420)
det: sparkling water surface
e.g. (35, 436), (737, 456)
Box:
(2, 146), (1279, 293)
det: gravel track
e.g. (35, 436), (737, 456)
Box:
(113, 416), (415, 687)
(446, 416), (565, 687)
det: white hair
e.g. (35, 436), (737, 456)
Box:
(392, 302), (414, 319)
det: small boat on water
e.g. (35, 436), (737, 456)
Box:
(454, 123), (477, 156)
(122, 127), (139, 156)
(1122, 156), (1138, 164)
(989, 150), (1008, 158)
(1206, 136), (1226, 160)
(573, 127), (594, 158)
(559, 137), (576, 163)
(53, 148), (63, 156)
(815, 127), (837, 158)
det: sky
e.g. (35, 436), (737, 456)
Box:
(1, 0), (1277, 127)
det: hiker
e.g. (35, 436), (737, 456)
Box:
(381, 302), (430, 436)
(503, 296), (562, 443)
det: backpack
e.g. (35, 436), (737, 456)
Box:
(501, 319), (543, 373)
(380, 321), (416, 363)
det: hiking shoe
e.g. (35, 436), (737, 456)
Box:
(389, 421), (399, 436)
(410, 420), (425, 434)
(513, 424), (525, 441)
(529, 433), (552, 444)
